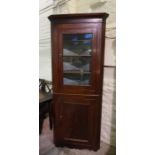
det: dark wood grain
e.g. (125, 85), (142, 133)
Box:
(48, 13), (109, 21)
(48, 13), (108, 151)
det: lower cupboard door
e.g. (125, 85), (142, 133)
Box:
(54, 95), (101, 150)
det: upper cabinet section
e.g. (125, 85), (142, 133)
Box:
(49, 13), (109, 94)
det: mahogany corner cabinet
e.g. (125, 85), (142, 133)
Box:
(48, 13), (109, 151)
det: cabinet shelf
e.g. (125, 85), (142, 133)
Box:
(65, 39), (92, 42)
(64, 71), (90, 74)
(63, 55), (91, 57)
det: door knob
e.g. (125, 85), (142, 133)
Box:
(60, 115), (63, 119)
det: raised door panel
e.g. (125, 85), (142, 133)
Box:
(53, 95), (101, 149)
(52, 23), (103, 94)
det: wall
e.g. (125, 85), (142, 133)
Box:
(39, 0), (116, 146)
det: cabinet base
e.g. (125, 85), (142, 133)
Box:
(54, 142), (100, 151)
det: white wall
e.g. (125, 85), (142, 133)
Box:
(39, 7), (53, 80)
(39, 0), (116, 146)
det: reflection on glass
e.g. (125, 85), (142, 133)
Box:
(63, 33), (93, 85)
(63, 57), (91, 71)
(64, 73), (90, 85)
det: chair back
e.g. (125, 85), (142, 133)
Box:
(39, 79), (52, 93)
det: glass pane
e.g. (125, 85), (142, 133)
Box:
(63, 33), (93, 86)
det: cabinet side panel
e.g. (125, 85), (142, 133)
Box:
(52, 23), (65, 92)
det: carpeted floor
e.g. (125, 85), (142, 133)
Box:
(39, 117), (116, 155)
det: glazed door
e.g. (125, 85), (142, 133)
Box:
(52, 23), (103, 94)
(63, 33), (92, 86)
(53, 95), (101, 149)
